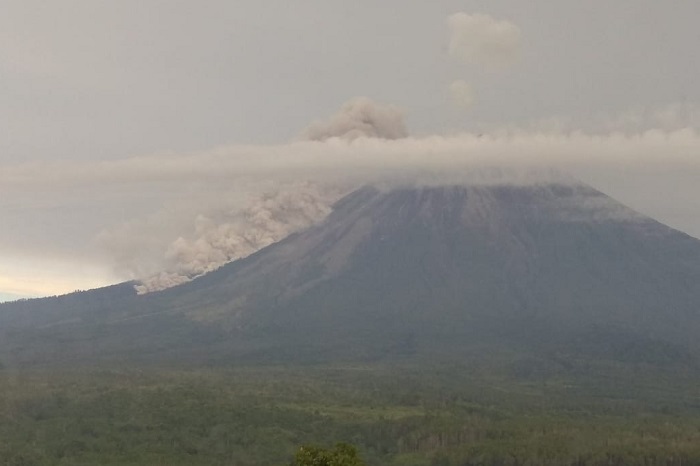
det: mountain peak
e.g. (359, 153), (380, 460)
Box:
(2, 181), (700, 367)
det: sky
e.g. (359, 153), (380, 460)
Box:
(2, 0), (700, 300)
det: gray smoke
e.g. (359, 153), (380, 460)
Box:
(131, 97), (411, 293)
(134, 182), (345, 293)
(4, 127), (700, 297)
(6, 111), (700, 297)
(301, 97), (408, 141)
(134, 97), (410, 293)
(447, 12), (521, 70)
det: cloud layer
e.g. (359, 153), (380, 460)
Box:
(4, 93), (700, 295)
(3, 5), (700, 299)
(3, 126), (700, 294)
(4, 129), (700, 193)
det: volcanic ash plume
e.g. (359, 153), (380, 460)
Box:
(135, 183), (344, 294)
(128, 97), (410, 294)
(301, 97), (408, 141)
(447, 12), (521, 69)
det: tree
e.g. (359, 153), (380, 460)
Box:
(293, 443), (366, 466)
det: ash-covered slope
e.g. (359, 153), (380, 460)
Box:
(153, 182), (700, 363)
(2, 182), (700, 367)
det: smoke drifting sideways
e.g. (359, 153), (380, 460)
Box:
(134, 98), (407, 293)
(134, 183), (345, 294)
(4, 117), (700, 294)
(5, 11), (700, 298)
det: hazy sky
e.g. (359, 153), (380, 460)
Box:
(2, 1), (700, 301)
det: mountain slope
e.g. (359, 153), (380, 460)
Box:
(2, 182), (700, 367)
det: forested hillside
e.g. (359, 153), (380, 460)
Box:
(2, 364), (700, 466)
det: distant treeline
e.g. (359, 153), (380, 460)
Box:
(1, 365), (700, 466)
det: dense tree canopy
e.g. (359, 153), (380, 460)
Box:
(294, 443), (366, 466)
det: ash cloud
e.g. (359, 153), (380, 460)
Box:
(5, 129), (700, 199)
(447, 12), (521, 70)
(135, 182), (343, 293)
(4, 116), (700, 294)
(301, 97), (408, 141)
(130, 96), (407, 292)
(445, 12), (521, 112)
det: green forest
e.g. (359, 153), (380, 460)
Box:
(1, 361), (700, 466)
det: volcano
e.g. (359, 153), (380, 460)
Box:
(2, 181), (700, 368)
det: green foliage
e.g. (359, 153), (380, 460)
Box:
(294, 443), (365, 466)
(0, 365), (700, 465)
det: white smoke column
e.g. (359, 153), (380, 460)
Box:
(135, 182), (346, 293)
(447, 12), (521, 69)
(301, 97), (408, 141)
